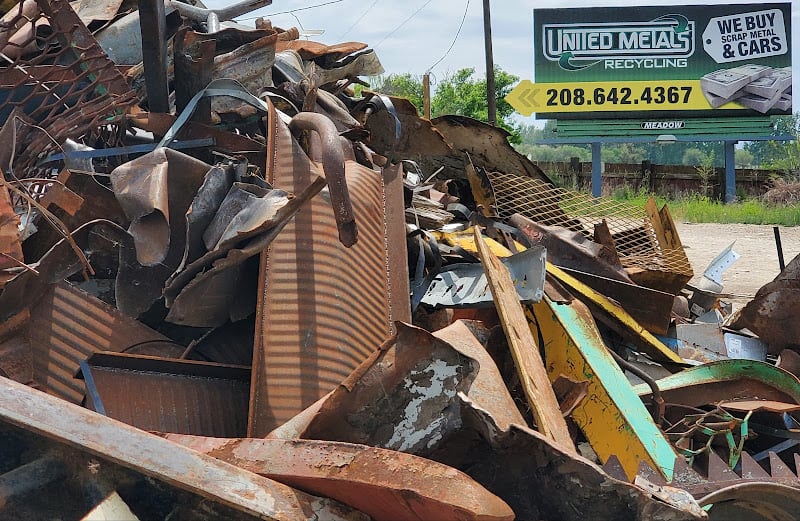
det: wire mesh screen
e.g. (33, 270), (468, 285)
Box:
(486, 171), (692, 275)
(0, 0), (136, 175)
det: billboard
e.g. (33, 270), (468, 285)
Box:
(530, 3), (792, 119)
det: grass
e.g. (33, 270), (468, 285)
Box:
(611, 188), (800, 226)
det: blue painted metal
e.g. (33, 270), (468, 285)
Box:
(724, 140), (736, 203)
(591, 142), (601, 198)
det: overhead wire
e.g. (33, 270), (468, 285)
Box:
(374, 0), (434, 49)
(426, 0), (470, 73)
(237, 0), (346, 21)
(339, 0), (380, 40)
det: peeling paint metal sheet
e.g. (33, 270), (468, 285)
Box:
(294, 322), (477, 454)
(421, 244), (545, 308)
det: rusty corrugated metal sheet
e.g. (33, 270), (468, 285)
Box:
(28, 282), (174, 403)
(80, 351), (250, 437)
(248, 103), (409, 436)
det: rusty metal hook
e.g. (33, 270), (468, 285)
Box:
(289, 112), (357, 247)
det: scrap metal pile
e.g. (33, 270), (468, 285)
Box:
(1, 0), (800, 519)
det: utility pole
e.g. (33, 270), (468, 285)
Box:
(423, 72), (431, 119)
(482, 0), (496, 126)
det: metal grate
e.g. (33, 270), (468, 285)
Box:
(0, 0), (136, 174)
(486, 171), (692, 275)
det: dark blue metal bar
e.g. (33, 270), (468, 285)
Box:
(41, 138), (215, 163)
(591, 141), (602, 198)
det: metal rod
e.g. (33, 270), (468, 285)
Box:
(609, 348), (664, 427)
(482, 0), (496, 126)
(139, 0), (170, 113)
(169, 0), (272, 23)
(774, 226), (786, 272)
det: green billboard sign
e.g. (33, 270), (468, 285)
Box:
(530, 3), (792, 119)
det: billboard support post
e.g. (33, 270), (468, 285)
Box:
(724, 141), (737, 203)
(591, 142), (602, 198)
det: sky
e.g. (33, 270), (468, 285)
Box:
(209, 0), (800, 124)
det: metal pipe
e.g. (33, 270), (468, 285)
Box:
(774, 226), (786, 272)
(170, 0), (272, 24)
(609, 348), (665, 427)
(289, 112), (357, 247)
(138, 0), (169, 113)
(482, 0), (496, 126)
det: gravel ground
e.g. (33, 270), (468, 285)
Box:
(675, 222), (800, 308)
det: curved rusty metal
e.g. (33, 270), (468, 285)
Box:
(289, 112), (357, 247)
(632, 360), (800, 408)
(699, 482), (800, 520)
(164, 434), (515, 521)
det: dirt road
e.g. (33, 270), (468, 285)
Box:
(675, 223), (800, 307)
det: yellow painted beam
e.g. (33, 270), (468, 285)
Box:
(545, 262), (686, 366)
(527, 297), (677, 481)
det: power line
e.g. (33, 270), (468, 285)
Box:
(238, 0), (346, 21)
(426, 0), (470, 73)
(339, 0), (380, 40)
(375, 0), (434, 49)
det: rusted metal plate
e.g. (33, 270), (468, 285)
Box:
(275, 39), (367, 60)
(427, 395), (705, 521)
(0, 310), (32, 384)
(699, 482), (800, 521)
(431, 115), (553, 184)
(432, 320), (526, 431)
(28, 282), (175, 403)
(731, 253), (800, 353)
(249, 103), (409, 436)
(295, 322), (477, 452)
(0, 376), (369, 520)
(511, 215), (634, 283)
(559, 266), (675, 335)
(165, 435), (514, 521)
(79, 352), (250, 437)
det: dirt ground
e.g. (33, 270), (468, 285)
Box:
(675, 222), (800, 309)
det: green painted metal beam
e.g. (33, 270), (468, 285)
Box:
(530, 296), (678, 481)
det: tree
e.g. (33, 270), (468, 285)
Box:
(430, 67), (521, 142)
(368, 73), (424, 114)
(743, 114), (799, 169)
(368, 66), (522, 143)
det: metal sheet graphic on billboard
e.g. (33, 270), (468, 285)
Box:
(531, 4), (792, 119)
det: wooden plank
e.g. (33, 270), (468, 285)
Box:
(658, 204), (685, 251)
(644, 196), (668, 251)
(473, 227), (576, 453)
